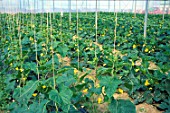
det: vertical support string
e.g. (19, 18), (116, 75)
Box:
(33, 0), (40, 81)
(46, 10), (49, 44)
(111, 12), (117, 77)
(50, 8), (56, 91)
(16, 1), (22, 97)
(50, 5), (58, 113)
(76, 0), (80, 75)
(95, 0), (98, 73)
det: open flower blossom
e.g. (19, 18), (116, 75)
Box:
(79, 28), (83, 30)
(29, 37), (33, 41)
(40, 53), (44, 57)
(131, 61), (135, 66)
(15, 67), (19, 71)
(97, 97), (102, 104)
(118, 88), (124, 94)
(145, 48), (149, 52)
(135, 69), (140, 72)
(133, 44), (137, 49)
(72, 35), (78, 40)
(20, 68), (24, 72)
(74, 68), (78, 75)
(21, 77), (26, 81)
(144, 80), (150, 86)
(82, 88), (88, 94)
(32, 93), (37, 97)
(42, 85), (47, 89)
(149, 87), (152, 90)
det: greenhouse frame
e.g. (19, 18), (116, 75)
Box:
(0, 0), (170, 113)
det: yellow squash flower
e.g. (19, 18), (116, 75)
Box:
(40, 53), (44, 57)
(50, 46), (53, 50)
(101, 34), (105, 37)
(79, 28), (83, 30)
(99, 46), (103, 51)
(122, 26), (124, 28)
(133, 44), (137, 49)
(76, 49), (79, 52)
(144, 48), (149, 52)
(132, 61), (135, 66)
(149, 87), (152, 90)
(42, 85), (47, 89)
(82, 88), (88, 94)
(20, 68), (24, 72)
(144, 80), (150, 86)
(135, 69), (139, 72)
(31, 24), (35, 28)
(10, 63), (13, 66)
(72, 35), (78, 40)
(97, 97), (102, 104)
(29, 37), (33, 41)
(32, 93), (37, 97)
(118, 88), (124, 94)
(74, 68), (78, 75)
(21, 77), (26, 81)
(15, 67), (19, 71)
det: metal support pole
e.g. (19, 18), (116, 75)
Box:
(28, 0), (30, 10)
(20, 0), (21, 12)
(108, 0), (110, 12)
(119, 0), (121, 12)
(34, 0), (36, 13)
(53, 0), (54, 12)
(163, 0), (166, 20)
(134, 0), (137, 17)
(114, 0), (115, 15)
(69, 0), (71, 23)
(132, 0), (134, 13)
(86, 0), (87, 15)
(144, 0), (149, 38)
(37, 0), (38, 12)
(41, 0), (43, 12)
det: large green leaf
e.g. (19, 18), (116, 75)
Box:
(56, 74), (76, 87)
(48, 85), (73, 112)
(13, 81), (38, 104)
(109, 99), (136, 113)
(26, 100), (48, 113)
(98, 76), (122, 98)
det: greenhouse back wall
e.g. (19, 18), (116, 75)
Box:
(0, 0), (170, 113)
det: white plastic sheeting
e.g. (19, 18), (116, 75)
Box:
(0, 0), (169, 14)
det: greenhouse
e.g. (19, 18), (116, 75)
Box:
(0, 0), (170, 113)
